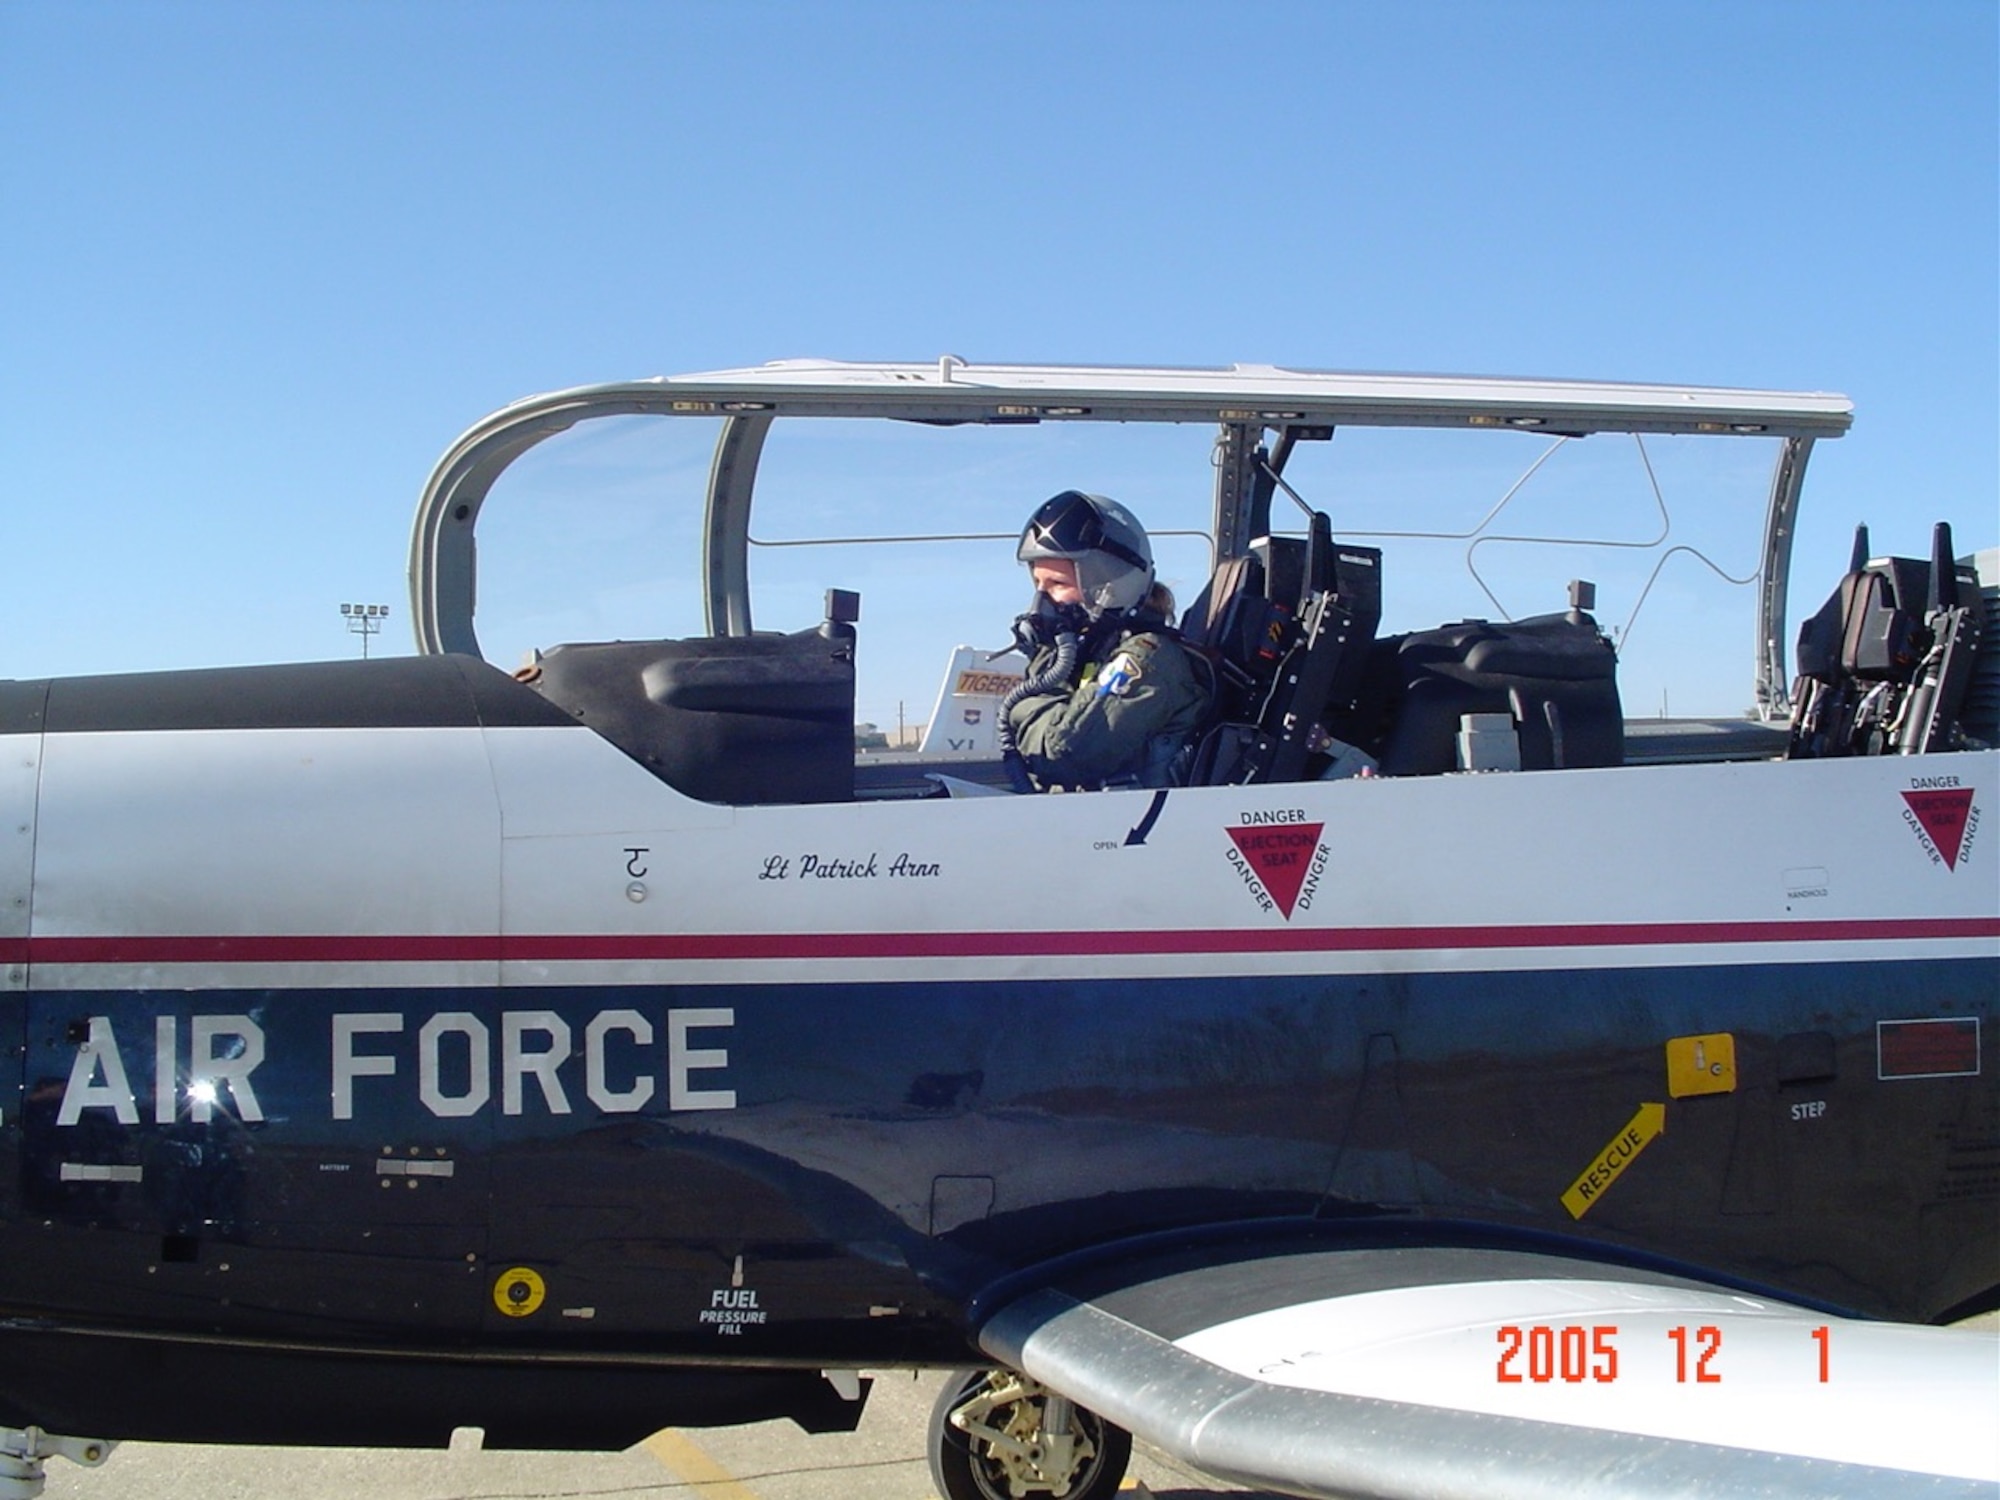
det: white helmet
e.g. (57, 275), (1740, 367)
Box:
(1016, 490), (1156, 619)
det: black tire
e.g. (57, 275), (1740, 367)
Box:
(927, 1367), (1133, 1500)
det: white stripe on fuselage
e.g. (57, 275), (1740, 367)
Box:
(16, 724), (1996, 995)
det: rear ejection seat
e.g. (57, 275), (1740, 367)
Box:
(525, 590), (860, 805)
(1788, 521), (1989, 758)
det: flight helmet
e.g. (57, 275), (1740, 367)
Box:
(1017, 490), (1156, 619)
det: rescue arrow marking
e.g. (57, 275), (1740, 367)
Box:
(1561, 1102), (1666, 1219)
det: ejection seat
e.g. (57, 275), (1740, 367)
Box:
(1788, 522), (1991, 758)
(1181, 512), (1383, 784)
(524, 590), (860, 805)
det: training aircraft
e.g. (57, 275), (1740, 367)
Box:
(1, 359), (1995, 1500)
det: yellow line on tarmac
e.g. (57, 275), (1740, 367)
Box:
(642, 1428), (765, 1500)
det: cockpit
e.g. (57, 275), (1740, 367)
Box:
(407, 359), (1988, 806)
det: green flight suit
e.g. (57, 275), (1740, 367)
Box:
(1007, 624), (1211, 790)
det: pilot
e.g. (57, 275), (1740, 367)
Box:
(999, 490), (1211, 791)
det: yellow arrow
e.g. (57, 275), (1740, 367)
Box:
(1562, 1102), (1667, 1219)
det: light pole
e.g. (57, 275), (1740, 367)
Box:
(340, 602), (390, 659)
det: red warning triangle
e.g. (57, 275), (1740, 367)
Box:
(1902, 789), (1974, 871)
(1227, 823), (1324, 918)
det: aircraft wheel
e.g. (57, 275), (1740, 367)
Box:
(927, 1367), (1132, 1500)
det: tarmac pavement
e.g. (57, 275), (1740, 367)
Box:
(44, 1368), (1275, 1499)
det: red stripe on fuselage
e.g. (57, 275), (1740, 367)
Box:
(7, 916), (1996, 967)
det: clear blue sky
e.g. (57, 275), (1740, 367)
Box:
(3, 1), (1994, 723)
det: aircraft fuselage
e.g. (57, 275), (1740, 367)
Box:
(0, 656), (1993, 1448)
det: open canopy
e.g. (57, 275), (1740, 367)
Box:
(409, 358), (1852, 715)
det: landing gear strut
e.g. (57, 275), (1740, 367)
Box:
(0, 1426), (115, 1499)
(927, 1368), (1131, 1500)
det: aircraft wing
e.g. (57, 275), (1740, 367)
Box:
(976, 1245), (1998, 1500)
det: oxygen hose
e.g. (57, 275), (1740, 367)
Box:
(996, 630), (1079, 793)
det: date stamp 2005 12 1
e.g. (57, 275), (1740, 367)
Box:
(1496, 1323), (1832, 1385)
